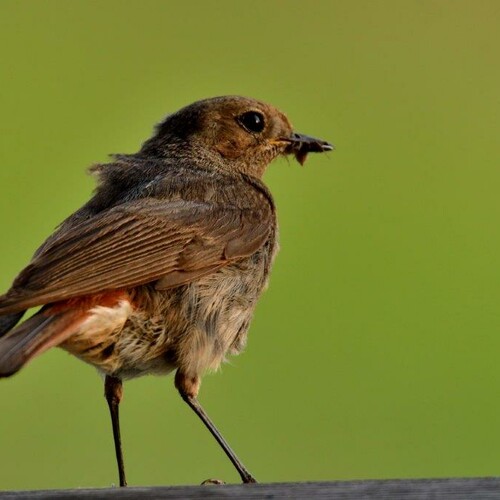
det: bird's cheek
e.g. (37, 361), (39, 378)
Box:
(215, 138), (243, 159)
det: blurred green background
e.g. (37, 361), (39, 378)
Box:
(0, 0), (499, 491)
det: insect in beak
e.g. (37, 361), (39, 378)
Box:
(280, 132), (334, 165)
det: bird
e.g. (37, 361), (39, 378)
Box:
(0, 96), (332, 486)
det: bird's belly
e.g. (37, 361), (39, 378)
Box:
(60, 252), (273, 380)
(120, 260), (267, 379)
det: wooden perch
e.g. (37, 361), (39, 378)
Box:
(1, 478), (500, 499)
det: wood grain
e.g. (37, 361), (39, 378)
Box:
(2, 478), (500, 499)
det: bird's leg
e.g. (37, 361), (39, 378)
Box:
(175, 370), (257, 484)
(104, 375), (127, 487)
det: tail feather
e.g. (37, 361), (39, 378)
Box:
(0, 311), (25, 337)
(0, 292), (28, 316)
(0, 310), (87, 378)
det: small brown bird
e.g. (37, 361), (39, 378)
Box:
(0, 96), (332, 486)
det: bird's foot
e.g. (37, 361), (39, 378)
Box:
(242, 474), (257, 484)
(201, 478), (225, 485)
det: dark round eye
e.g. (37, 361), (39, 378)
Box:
(237, 111), (265, 133)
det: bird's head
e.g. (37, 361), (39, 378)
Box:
(140, 96), (333, 178)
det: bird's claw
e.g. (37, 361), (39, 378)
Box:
(201, 478), (225, 485)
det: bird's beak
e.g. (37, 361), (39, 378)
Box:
(280, 132), (334, 165)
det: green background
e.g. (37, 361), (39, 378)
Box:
(0, 0), (499, 490)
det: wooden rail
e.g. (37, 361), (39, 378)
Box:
(2, 478), (500, 499)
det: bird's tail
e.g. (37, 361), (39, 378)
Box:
(0, 309), (86, 378)
(0, 311), (25, 337)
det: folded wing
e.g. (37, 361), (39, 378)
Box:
(0, 198), (273, 314)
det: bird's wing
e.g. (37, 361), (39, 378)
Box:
(0, 198), (273, 313)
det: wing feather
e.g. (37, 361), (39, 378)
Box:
(0, 198), (272, 313)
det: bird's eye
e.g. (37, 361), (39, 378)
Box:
(237, 111), (265, 133)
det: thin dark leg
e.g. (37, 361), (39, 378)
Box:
(104, 375), (127, 487)
(180, 392), (257, 484)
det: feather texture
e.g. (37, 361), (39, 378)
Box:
(0, 199), (272, 314)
